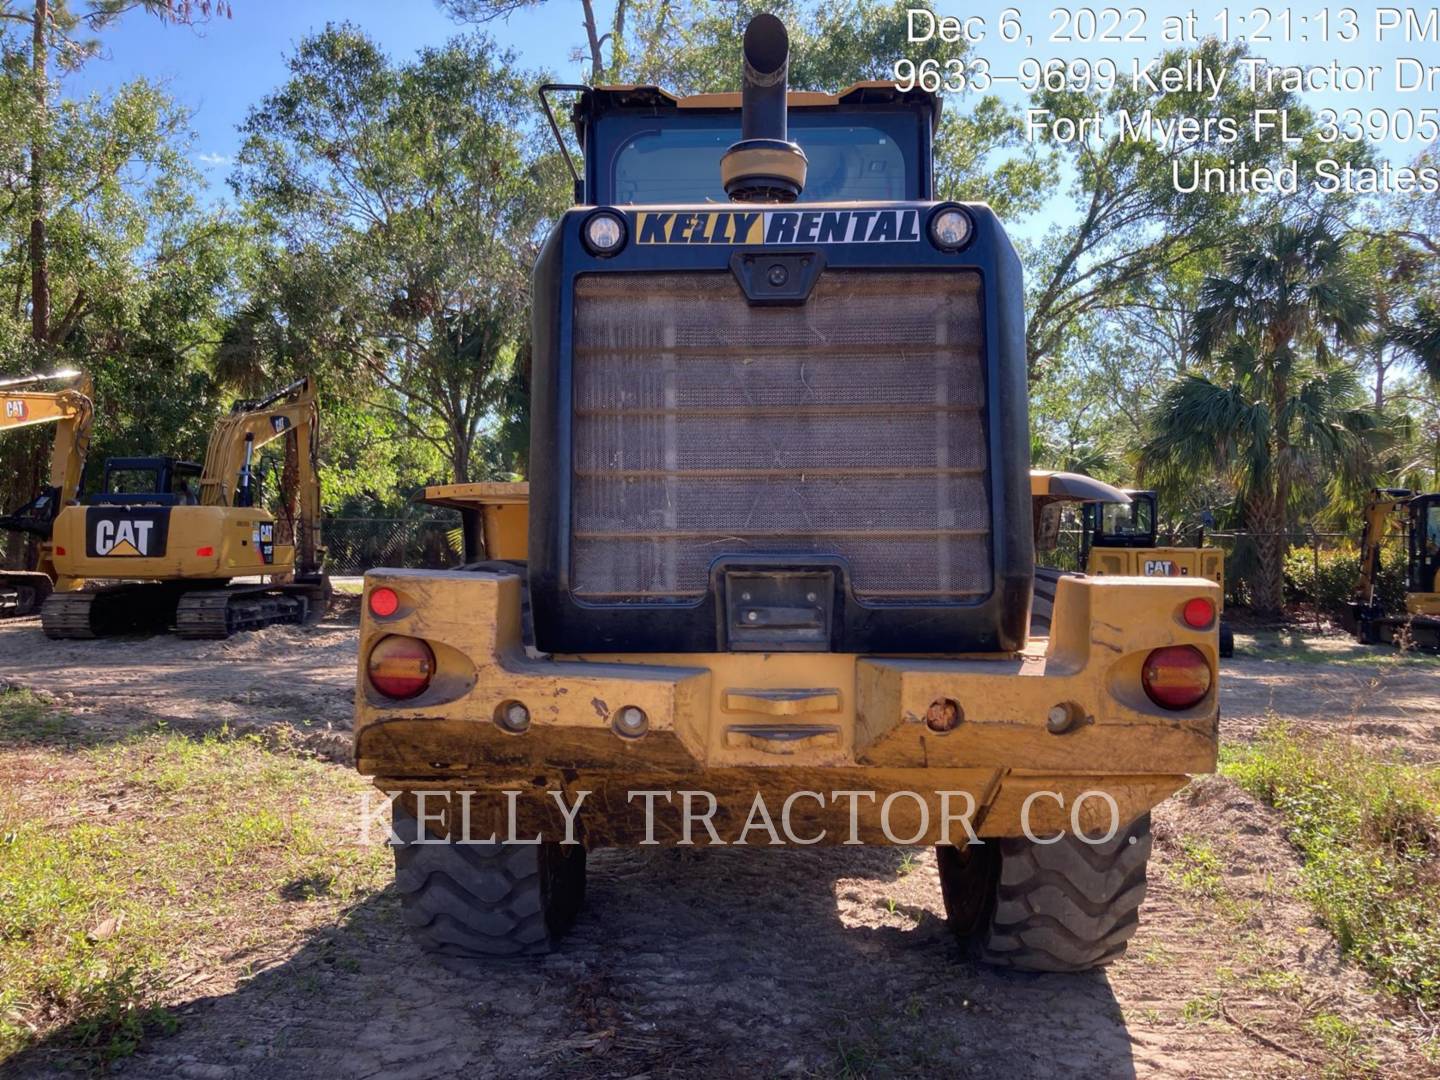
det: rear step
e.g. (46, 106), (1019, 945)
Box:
(724, 723), (842, 753)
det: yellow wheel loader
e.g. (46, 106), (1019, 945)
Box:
(353, 15), (1220, 972)
(42, 378), (327, 639)
(0, 370), (94, 616)
(1081, 489), (1233, 657)
(1348, 487), (1440, 650)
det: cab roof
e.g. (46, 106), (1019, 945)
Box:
(570, 81), (940, 142)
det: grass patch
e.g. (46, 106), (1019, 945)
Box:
(1239, 630), (1440, 667)
(1224, 724), (1440, 1008)
(0, 690), (387, 1070)
(0, 688), (87, 746)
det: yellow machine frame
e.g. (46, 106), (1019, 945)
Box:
(1350, 488), (1440, 647)
(357, 481), (1219, 844)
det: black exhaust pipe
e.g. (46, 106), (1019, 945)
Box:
(721, 13), (808, 203)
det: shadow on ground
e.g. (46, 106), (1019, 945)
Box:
(6, 847), (1136, 1079)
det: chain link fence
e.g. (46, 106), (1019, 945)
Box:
(321, 518), (464, 576)
(1038, 524), (1411, 620)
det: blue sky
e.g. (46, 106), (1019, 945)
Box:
(65, 1), (1434, 215)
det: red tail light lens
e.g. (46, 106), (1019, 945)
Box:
(54, 546), (65, 556)
(368, 586), (400, 618)
(195, 546), (214, 557)
(1182, 597), (1215, 629)
(1142, 645), (1212, 710)
(367, 635), (434, 700)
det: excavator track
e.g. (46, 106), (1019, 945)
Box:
(41, 584), (183, 639)
(174, 586), (309, 640)
(0, 572), (51, 618)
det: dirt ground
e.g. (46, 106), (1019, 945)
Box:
(2, 615), (1438, 1079)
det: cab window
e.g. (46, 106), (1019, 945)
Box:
(1101, 499), (1153, 538)
(106, 468), (161, 495)
(598, 109), (921, 204)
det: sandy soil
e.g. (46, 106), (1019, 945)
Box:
(1223, 631), (1440, 760)
(1, 615), (1438, 1079)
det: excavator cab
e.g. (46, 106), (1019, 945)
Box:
(1082, 490), (1159, 555)
(88, 458), (203, 506)
(1409, 494), (1440, 597)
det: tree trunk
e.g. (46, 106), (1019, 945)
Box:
(579, 0), (604, 82)
(1245, 486), (1285, 617)
(451, 436), (470, 485)
(30, 0), (50, 346)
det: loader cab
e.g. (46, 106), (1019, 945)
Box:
(1411, 494), (1440, 594)
(88, 457), (202, 507)
(572, 84), (936, 206)
(1083, 490), (1158, 552)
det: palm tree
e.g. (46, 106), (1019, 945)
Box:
(1391, 296), (1440, 386)
(1141, 219), (1376, 616)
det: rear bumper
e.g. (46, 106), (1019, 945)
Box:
(354, 570), (1219, 844)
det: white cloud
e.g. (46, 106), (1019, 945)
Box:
(196, 152), (232, 168)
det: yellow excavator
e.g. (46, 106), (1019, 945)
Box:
(1348, 487), (1440, 649)
(0, 370), (94, 616)
(41, 377), (328, 639)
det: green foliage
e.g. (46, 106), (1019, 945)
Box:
(0, 7), (240, 509)
(1225, 725), (1440, 1007)
(232, 25), (566, 484)
(1141, 219), (1390, 613)
(1282, 544), (1406, 619)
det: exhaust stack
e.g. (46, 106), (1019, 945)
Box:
(721, 13), (808, 203)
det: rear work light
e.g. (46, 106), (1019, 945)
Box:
(368, 586), (400, 618)
(1141, 645), (1212, 710)
(367, 635), (434, 700)
(1182, 597), (1215, 629)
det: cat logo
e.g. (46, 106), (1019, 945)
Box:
(96, 519), (154, 556)
(85, 507), (170, 559)
(4, 400), (27, 421)
(1143, 560), (1179, 576)
(634, 208), (922, 246)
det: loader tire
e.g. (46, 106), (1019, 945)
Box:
(392, 808), (585, 958)
(945, 813), (1151, 973)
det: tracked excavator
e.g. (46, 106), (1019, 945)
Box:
(41, 377), (328, 639)
(1348, 487), (1440, 650)
(0, 370), (94, 616)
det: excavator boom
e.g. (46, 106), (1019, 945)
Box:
(0, 371), (94, 615)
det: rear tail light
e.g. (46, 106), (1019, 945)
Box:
(367, 635), (434, 700)
(1141, 645), (1212, 710)
(196, 546), (214, 557)
(1182, 597), (1215, 629)
(368, 586), (400, 618)
(54, 546), (65, 556)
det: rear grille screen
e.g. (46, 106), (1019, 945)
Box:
(570, 270), (990, 604)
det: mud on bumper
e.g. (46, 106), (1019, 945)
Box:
(354, 569), (1219, 845)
